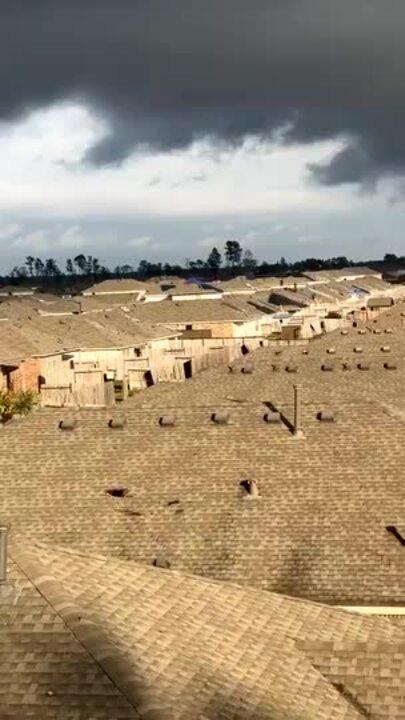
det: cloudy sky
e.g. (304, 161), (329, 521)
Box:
(1, 1), (405, 271)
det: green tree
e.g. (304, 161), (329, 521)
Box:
(66, 258), (74, 275)
(241, 249), (257, 272)
(25, 256), (35, 277)
(224, 240), (242, 268)
(74, 254), (87, 274)
(44, 258), (61, 277)
(34, 258), (45, 277)
(92, 257), (101, 275)
(206, 247), (222, 274)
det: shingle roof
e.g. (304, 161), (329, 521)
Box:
(1, 300), (405, 605)
(83, 278), (149, 294)
(5, 542), (405, 720)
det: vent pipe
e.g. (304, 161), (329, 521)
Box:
(0, 526), (8, 584)
(293, 384), (304, 438)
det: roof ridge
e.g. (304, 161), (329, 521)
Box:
(9, 545), (171, 720)
(14, 541), (392, 626)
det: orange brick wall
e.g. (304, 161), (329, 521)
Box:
(9, 358), (40, 393)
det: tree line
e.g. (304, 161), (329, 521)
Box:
(3, 240), (390, 285)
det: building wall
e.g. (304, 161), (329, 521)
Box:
(9, 358), (41, 393)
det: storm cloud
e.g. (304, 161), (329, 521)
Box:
(1, 1), (405, 183)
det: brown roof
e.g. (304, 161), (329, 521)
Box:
(4, 541), (405, 720)
(83, 278), (148, 294)
(0, 309), (177, 362)
(3, 301), (405, 603)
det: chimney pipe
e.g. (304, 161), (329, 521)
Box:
(293, 384), (304, 438)
(0, 526), (8, 584)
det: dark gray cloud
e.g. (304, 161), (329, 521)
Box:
(1, 1), (405, 183)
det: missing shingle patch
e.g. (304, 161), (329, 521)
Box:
(106, 487), (129, 498)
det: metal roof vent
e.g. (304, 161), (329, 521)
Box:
(381, 346), (391, 353)
(302, 349), (309, 355)
(241, 363), (254, 374)
(384, 361), (397, 370)
(342, 362), (353, 371)
(211, 410), (230, 424)
(240, 479), (260, 499)
(358, 329), (366, 335)
(341, 329), (349, 335)
(263, 411), (281, 424)
(373, 329), (382, 334)
(152, 556), (171, 569)
(108, 414), (126, 429)
(326, 347), (336, 354)
(317, 409), (335, 422)
(59, 417), (77, 431)
(159, 414), (176, 426)
(321, 363), (334, 371)
(385, 328), (393, 334)
(353, 346), (363, 353)
(285, 365), (298, 373)
(272, 363), (280, 371)
(357, 362), (370, 370)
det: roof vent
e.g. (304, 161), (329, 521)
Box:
(274, 349), (283, 355)
(285, 365), (298, 373)
(342, 362), (352, 371)
(353, 346), (363, 353)
(159, 414), (176, 427)
(386, 526), (405, 545)
(341, 329), (349, 335)
(240, 479), (260, 499)
(358, 329), (366, 335)
(108, 414), (126, 429)
(241, 363), (254, 374)
(317, 409), (335, 422)
(357, 362), (370, 370)
(263, 411), (281, 424)
(302, 349), (309, 355)
(211, 410), (230, 424)
(373, 329), (382, 334)
(384, 361), (397, 370)
(152, 556), (171, 569)
(381, 346), (391, 353)
(385, 328), (393, 334)
(326, 348), (336, 354)
(59, 417), (76, 431)
(321, 363), (334, 371)
(272, 363), (280, 371)
(106, 487), (128, 498)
